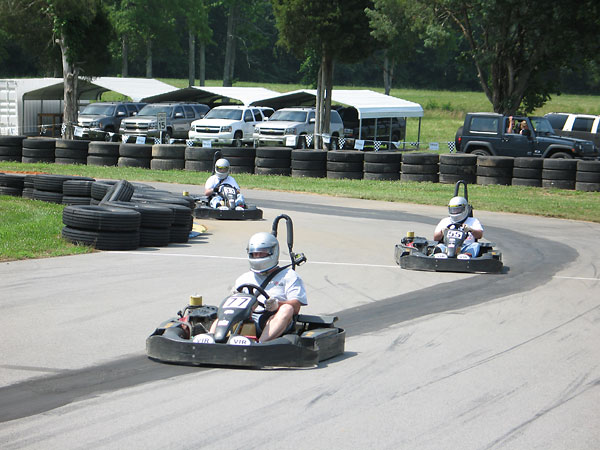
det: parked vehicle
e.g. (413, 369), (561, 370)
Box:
(76, 102), (145, 141)
(544, 112), (600, 149)
(188, 105), (270, 146)
(119, 102), (209, 143)
(336, 106), (406, 149)
(455, 112), (598, 159)
(253, 107), (344, 149)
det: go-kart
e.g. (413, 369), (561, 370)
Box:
(146, 214), (345, 368)
(394, 180), (503, 274)
(193, 183), (263, 220)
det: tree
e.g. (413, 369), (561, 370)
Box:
(409, 0), (600, 114)
(272, 0), (375, 149)
(174, 0), (211, 86)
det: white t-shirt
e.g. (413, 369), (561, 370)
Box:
(233, 267), (308, 313)
(434, 216), (483, 244)
(205, 174), (240, 192)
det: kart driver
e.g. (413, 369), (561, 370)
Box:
(210, 232), (307, 343)
(433, 196), (483, 257)
(204, 158), (245, 209)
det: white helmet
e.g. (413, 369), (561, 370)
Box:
(448, 196), (470, 223)
(247, 232), (279, 273)
(215, 158), (230, 180)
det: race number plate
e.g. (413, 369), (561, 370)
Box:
(447, 230), (463, 239)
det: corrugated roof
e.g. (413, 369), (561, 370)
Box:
(142, 86), (281, 106)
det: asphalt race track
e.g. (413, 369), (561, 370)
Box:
(1, 185), (599, 449)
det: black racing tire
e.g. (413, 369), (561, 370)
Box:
(364, 162), (400, 173)
(229, 165), (254, 174)
(55, 157), (87, 165)
(542, 179), (575, 190)
(34, 174), (91, 193)
(476, 175), (511, 186)
(512, 177), (542, 187)
(150, 202), (191, 226)
(0, 155), (21, 162)
(512, 167), (542, 179)
(185, 160), (212, 172)
(401, 163), (439, 174)
(326, 171), (363, 180)
(22, 138), (55, 149)
(87, 155), (118, 166)
(23, 175), (36, 188)
(291, 159), (326, 170)
(91, 180), (117, 200)
(55, 147), (88, 158)
(33, 189), (63, 203)
(22, 187), (35, 199)
(477, 156), (514, 168)
(400, 173), (439, 183)
(256, 147), (292, 159)
(254, 167), (291, 176)
(363, 172), (400, 181)
(185, 146), (220, 161)
(577, 160), (600, 172)
(0, 173), (25, 188)
(327, 161), (363, 172)
(477, 166), (513, 177)
(119, 143), (152, 158)
(169, 224), (191, 243)
(55, 139), (89, 150)
(151, 159), (185, 171)
(22, 147), (54, 158)
(327, 150), (364, 162)
(401, 152), (439, 164)
(0, 186), (23, 196)
(219, 147), (256, 158)
(223, 156), (254, 166)
(62, 205), (141, 231)
(118, 156), (151, 168)
(364, 151), (402, 163)
(548, 152), (573, 159)
(439, 163), (477, 175)
(61, 226), (140, 251)
(105, 201), (174, 228)
(255, 157), (291, 168)
(542, 169), (576, 181)
(62, 196), (91, 205)
(439, 154), (477, 165)
(0, 146), (22, 156)
(0, 135), (26, 146)
(88, 142), (120, 156)
(438, 173), (476, 185)
(152, 144), (186, 159)
(133, 193), (194, 210)
(575, 182), (600, 192)
(101, 179), (135, 203)
(575, 171), (600, 183)
(543, 159), (578, 170)
(514, 157), (543, 169)
(291, 169), (326, 178)
(139, 227), (171, 247)
(291, 149), (327, 161)
(22, 156), (55, 164)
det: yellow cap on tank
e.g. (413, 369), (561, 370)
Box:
(189, 294), (203, 306)
(406, 231), (415, 238)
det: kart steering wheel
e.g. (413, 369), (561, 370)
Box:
(236, 283), (269, 307)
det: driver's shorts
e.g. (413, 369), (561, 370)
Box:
(254, 311), (297, 337)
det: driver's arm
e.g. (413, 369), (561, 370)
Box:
(272, 298), (302, 315)
(433, 221), (445, 241)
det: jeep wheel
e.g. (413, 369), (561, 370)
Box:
(162, 129), (172, 144)
(471, 149), (491, 156)
(549, 152), (573, 159)
(104, 127), (115, 142)
(232, 131), (243, 147)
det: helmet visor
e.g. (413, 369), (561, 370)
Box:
(448, 205), (465, 215)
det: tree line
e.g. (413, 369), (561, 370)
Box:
(1, 0), (599, 141)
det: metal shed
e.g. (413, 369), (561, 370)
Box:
(0, 77), (176, 135)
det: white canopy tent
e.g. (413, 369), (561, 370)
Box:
(142, 86), (281, 107)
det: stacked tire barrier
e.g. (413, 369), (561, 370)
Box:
(512, 157), (543, 187)
(439, 154), (477, 184)
(22, 138), (55, 163)
(255, 147), (292, 176)
(291, 149), (327, 178)
(476, 156), (513, 186)
(33, 174), (93, 204)
(151, 144), (186, 171)
(55, 139), (89, 165)
(575, 160), (600, 192)
(87, 142), (120, 166)
(0, 135), (25, 162)
(363, 151), (401, 180)
(327, 150), (364, 179)
(219, 147), (255, 174)
(542, 159), (577, 190)
(62, 179), (95, 205)
(184, 146), (219, 172)
(0, 173), (25, 196)
(401, 153), (439, 183)
(118, 143), (152, 168)
(22, 175), (35, 199)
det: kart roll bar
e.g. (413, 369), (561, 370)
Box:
(212, 150), (223, 174)
(454, 179), (468, 202)
(271, 214), (306, 269)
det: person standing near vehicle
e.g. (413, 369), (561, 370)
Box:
(434, 196), (483, 257)
(204, 158), (245, 209)
(210, 232), (307, 342)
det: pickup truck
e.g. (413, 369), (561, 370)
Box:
(544, 112), (600, 150)
(455, 113), (598, 159)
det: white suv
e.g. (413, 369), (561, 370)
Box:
(253, 107), (344, 149)
(188, 106), (271, 147)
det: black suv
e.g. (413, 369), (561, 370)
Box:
(76, 102), (145, 141)
(337, 106), (406, 149)
(455, 113), (598, 159)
